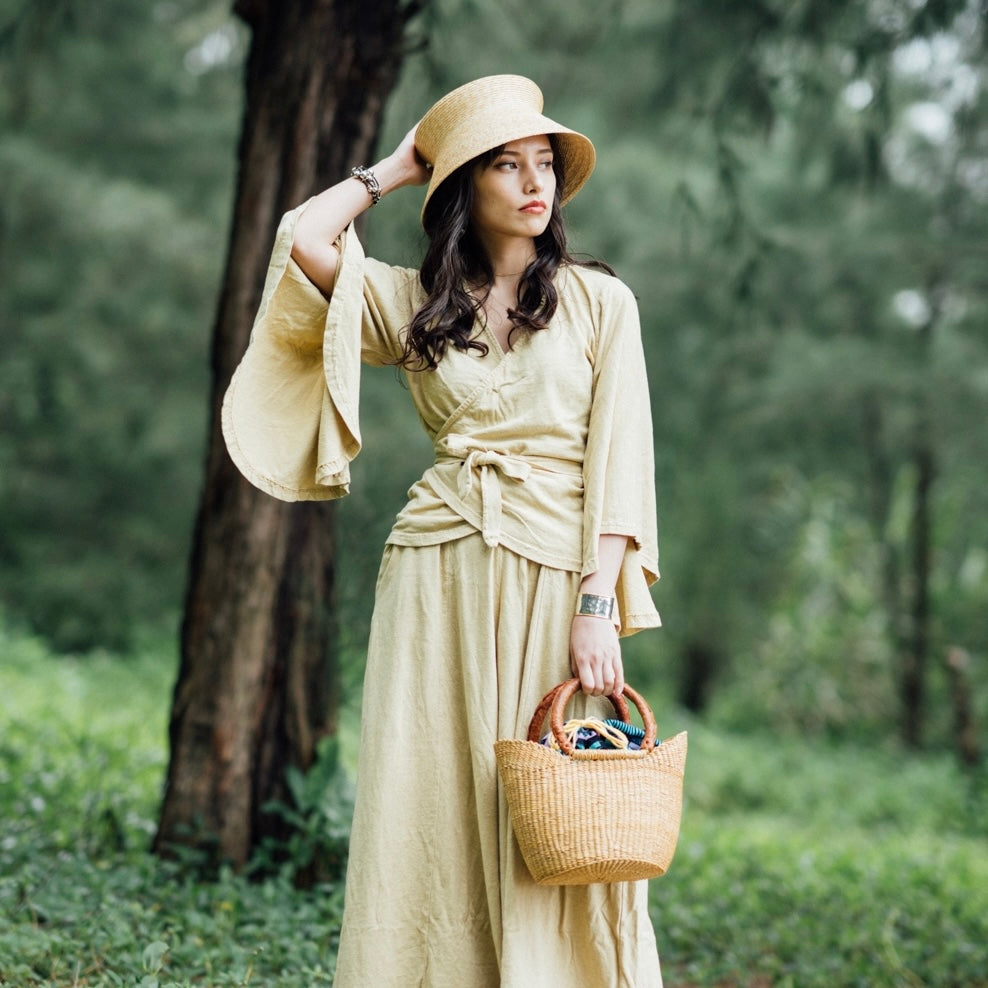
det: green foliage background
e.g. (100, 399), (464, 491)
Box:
(1, 0), (986, 746)
(0, 0), (241, 650)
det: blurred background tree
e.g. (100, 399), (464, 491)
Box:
(1, 0), (985, 764)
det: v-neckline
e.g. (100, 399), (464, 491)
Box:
(474, 310), (513, 359)
(483, 321), (510, 358)
(468, 283), (516, 358)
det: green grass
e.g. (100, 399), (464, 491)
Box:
(0, 631), (344, 987)
(1, 626), (985, 986)
(651, 721), (988, 986)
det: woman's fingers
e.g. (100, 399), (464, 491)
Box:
(570, 616), (624, 696)
(392, 123), (432, 187)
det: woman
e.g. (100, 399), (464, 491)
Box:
(223, 75), (663, 987)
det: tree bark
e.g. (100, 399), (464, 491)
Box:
(154, 0), (415, 869)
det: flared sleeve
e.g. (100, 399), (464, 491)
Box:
(221, 205), (414, 501)
(581, 276), (661, 636)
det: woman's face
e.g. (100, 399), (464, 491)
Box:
(470, 135), (557, 245)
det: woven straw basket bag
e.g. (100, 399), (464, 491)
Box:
(495, 678), (687, 886)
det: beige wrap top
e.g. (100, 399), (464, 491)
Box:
(222, 206), (660, 633)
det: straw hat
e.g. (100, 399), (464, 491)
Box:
(414, 75), (596, 223)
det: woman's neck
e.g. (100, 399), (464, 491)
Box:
(475, 233), (537, 283)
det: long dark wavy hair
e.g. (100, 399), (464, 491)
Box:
(399, 136), (613, 370)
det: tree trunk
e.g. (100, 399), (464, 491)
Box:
(154, 0), (416, 869)
(679, 640), (718, 713)
(944, 648), (980, 767)
(901, 425), (934, 749)
(860, 379), (936, 751)
(900, 314), (936, 749)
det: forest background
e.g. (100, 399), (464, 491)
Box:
(1, 0), (987, 985)
(3, 0), (985, 746)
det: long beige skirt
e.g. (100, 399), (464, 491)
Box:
(333, 534), (663, 988)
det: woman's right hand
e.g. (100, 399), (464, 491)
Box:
(291, 123), (431, 296)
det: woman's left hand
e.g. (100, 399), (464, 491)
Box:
(570, 616), (624, 696)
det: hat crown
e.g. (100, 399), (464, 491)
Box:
(416, 75), (544, 166)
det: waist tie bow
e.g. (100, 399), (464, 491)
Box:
(445, 435), (532, 548)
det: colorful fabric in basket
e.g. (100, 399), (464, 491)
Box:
(540, 717), (644, 752)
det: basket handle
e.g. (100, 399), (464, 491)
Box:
(548, 678), (658, 755)
(525, 680), (632, 744)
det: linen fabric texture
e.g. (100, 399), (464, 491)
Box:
(222, 205), (663, 986)
(223, 205), (660, 633)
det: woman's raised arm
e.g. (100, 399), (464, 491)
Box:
(290, 125), (431, 296)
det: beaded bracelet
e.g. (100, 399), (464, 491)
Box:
(350, 165), (382, 205)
